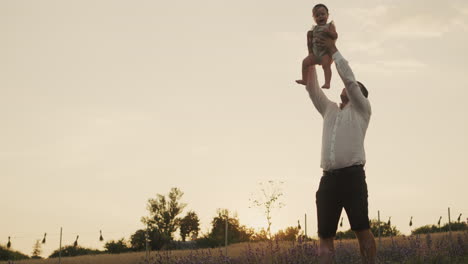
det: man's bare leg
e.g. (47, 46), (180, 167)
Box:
(355, 229), (376, 264)
(319, 237), (335, 264)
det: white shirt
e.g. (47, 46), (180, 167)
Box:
(307, 51), (372, 171)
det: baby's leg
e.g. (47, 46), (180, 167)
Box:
(321, 55), (332, 89)
(296, 54), (318, 85)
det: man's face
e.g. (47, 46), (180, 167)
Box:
(313, 7), (329, 25)
(340, 88), (349, 104)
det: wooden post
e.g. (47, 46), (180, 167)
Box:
(448, 207), (452, 235)
(145, 226), (149, 264)
(59, 227), (62, 264)
(378, 211), (381, 250)
(225, 213), (228, 256)
(389, 217), (394, 246)
(448, 207), (453, 262)
(448, 207), (453, 247)
(305, 213), (307, 239)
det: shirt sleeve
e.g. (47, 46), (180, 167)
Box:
(306, 66), (334, 117)
(332, 51), (371, 118)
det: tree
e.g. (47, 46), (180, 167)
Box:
(141, 187), (187, 241)
(130, 228), (170, 251)
(180, 211), (200, 241)
(251, 228), (269, 242)
(274, 226), (300, 241)
(104, 238), (131, 254)
(31, 239), (42, 259)
(370, 219), (401, 237)
(197, 209), (253, 248)
(250, 181), (285, 239)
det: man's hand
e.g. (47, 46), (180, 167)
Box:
(315, 36), (338, 55)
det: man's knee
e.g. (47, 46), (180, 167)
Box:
(354, 229), (376, 250)
(355, 229), (374, 241)
(354, 229), (376, 263)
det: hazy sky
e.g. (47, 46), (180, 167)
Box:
(1, 0), (467, 257)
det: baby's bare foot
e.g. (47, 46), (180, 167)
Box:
(321, 83), (330, 89)
(296, 79), (307, 85)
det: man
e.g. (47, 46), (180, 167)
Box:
(299, 35), (376, 264)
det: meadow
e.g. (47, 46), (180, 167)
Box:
(2, 231), (467, 264)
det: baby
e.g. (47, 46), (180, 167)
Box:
(296, 4), (338, 88)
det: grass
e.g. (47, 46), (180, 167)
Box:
(2, 231), (467, 264)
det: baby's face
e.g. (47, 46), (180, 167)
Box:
(313, 7), (329, 25)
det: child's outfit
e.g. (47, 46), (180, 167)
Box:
(307, 21), (334, 63)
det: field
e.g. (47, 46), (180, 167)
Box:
(2, 231), (467, 264)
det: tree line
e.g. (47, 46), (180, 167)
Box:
(1, 187), (466, 260)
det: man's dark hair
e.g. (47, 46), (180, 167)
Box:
(357, 81), (369, 98)
(313, 4), (329, 14)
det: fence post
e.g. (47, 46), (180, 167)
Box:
(448, 207), (453, 246)
(305, 213), (307, 239)
(145, 225), (150, 264)
(448, 207), (452, 236)
(377, 211), (381, 250)
(225, 212), (228, 256)
(59, 227), (62, 264)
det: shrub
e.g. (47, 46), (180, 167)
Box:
(130, 228), (171, 251)
(0, 245), (29, 261)
(274, 226), (300, 241)
(335, 219), (401, 239)
(412, 222), (467, 234)
(48, 245), (102, 258)
(336, 229), (356, 240)
(104, 238), (132, 254)
(195, 235), (220, 249)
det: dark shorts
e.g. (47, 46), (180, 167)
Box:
(315, 165), (370, 238)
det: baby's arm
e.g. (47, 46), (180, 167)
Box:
(327, 22), (338, 40)
(307, 30), (314, 54)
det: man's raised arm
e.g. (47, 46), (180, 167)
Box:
(316, 37), (371, 116)
(305, 66), (333, 117)
(332, 52), (371, 116)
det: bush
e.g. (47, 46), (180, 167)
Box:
(104, 238), (132, 254)
(335, 229), (356, 240)
(412, 225), (440, 234)
(0, 245), (29, 261)
(49, 245), (102, 258)
(274, 226), (299, 241)
(412, 222), (467, 234)
(206, 209), (254, 246)
(195, 235), (220, 249)
(165, 240), (198, 250)
(250, 228), (269, 242)
(335, 219), (401, 240)
(130, 228), (171, 251)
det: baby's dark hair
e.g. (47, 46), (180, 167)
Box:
(313, 4), (329, 14)
(357, 81), (369, 98)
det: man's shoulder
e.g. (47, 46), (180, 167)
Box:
(349, 101), (372, 119)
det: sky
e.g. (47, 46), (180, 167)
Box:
(1, 0), (468, 258)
